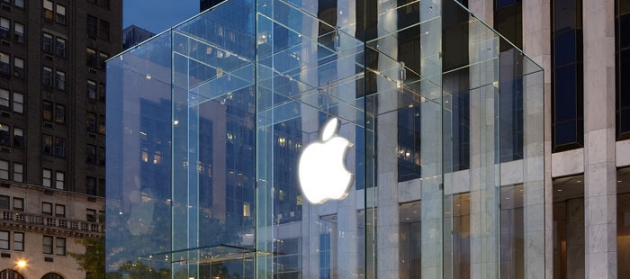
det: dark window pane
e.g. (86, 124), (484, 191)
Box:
(555, 120), (577, 146)
(554, 64), (578, 121)
(554, 0), (577, 31)
(621, 14), (630, 48)
(555, 31), (577, 66)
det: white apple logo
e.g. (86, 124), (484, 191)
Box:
(298, 117), (354, 204)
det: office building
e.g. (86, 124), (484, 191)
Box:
(122, 25), (155, 50)
(0, 0), (121, 278)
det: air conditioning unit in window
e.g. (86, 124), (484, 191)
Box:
(1, 5), (11, 12)
(44, 54), (54, 61)
(89, 68), (98, 74)
(1, 111), (10, 118)
(0, 40), (10, 47)
(88, 132), (97, 139)
(44, 122), (54, 128)
(0, 147), (10, 153)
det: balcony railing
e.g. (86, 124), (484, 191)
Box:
(0, 209), (104, 235)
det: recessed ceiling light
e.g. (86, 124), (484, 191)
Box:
(557, 189), (563, 192)
(576, 180), (582, 183)
(618, 180), (622, 183)
(505, 197), (510, 200)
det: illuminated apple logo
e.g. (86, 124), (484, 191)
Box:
(298, 117), (354, 204)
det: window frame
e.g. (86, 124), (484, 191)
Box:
(55, 171), (64, 189)
(56, 37), (66, 58)
(13, 22), (24, 44)
(55, 237), (65, 255)
(43, 66), (53, 87)
(55, 70), (65, 90)
(13, 232), (24, 251)
(43, 235), (53, 254)
(42, 202), (53, 215)
(12, 92), (23, 114)
(13, 162), (23, 182)
(42, 168), (52, 187)
(0, 230), (9, 250)
(13, 57), (24, 78)
(12, 197), (23, 211)
(0, 160), (8, 180)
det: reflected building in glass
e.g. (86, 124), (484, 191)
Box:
(106, 0), (545, 278)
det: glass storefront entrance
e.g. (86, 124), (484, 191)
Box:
(106, 0), (544, 278)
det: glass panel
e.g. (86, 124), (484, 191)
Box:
(105, 32), (173, 277)
(106, 1), (545, 278)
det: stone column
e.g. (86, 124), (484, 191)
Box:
(522, 0), (552, 278)
(375, 1), (400, 278)
(468, 0), (493, 23)
(583, 1), (617, 278)
(567, 198), (586, 279)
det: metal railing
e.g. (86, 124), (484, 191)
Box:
(0, 209), (104, 234)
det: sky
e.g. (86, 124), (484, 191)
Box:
(123, 0), (200, 34)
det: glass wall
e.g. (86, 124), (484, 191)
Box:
(106, 0), (545, 278)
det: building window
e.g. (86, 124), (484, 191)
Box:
(0, 231), (8, 250)
(43, 235), (53, 254)
(13, 197), (23, 211)
(99, 20), (109, 41)
(86, 208), (96, 222)
(13, 162), (22, 182)
(0, 52), (9, 75)
(57, 238), (66, 256)
(13, 232), (23, 251)
(43, 100), (53, 121)
(13, 57), (24, 78)
(55, 104), (65, 124)
(87, 48), (97, 68)
(87, 112), (97, 132)
(55, 71), (65, 90)
(86, 178), (97, 196)
(55, 204), (65, 217)
(55, 137), (65, 158)
(87, 15), (97, 38)
(55, 4), (66, 25)
(42, 134), (53, 155)
(87, 80), (97, 99)
(55, 171), (64, 189)
(42, 202), (52, 215)
(13, 22), (24, 43)
(99, 82), (106, 102)
(99, 52), (109, 70)
(43, 169), (52, 187)
(43, 33), (53, 53)
(494, 0), (523, 51)
(0, 88), (7, 107)
(13, 127), (23, 148)
(0, 17), (9, 39)
(0, 124), (8, 146)
(43, 0), (53, 20)
(0, 195), (8, 209)
(43, 67), (53, 86)
(15, 0), (23, 8)
(56, 37), (66, 58)
(617, 0), (630, 138)
(98, 147), (105, 166)
(0, 160), (7, 180)
(87, 144), (96, 165)
(98, 115), (105, 134)
(552, 0), (583, 151)
(12, 92), (23, 114)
